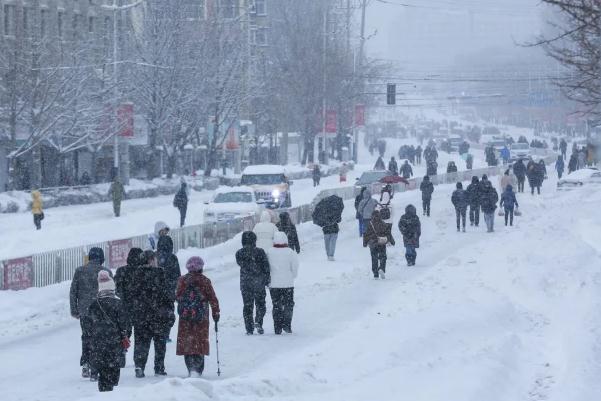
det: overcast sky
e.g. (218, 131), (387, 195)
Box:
(364, 0), (548, 73)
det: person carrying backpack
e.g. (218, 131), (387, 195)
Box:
(363, 210), (395, 279)
(500, 184), (519, 227)
(176, 257), (220, 377)
(451, 182), (468, 232)
(466, 176), (480, 227)
(235, 232), (271, 335)
(420, 176), (434, 217)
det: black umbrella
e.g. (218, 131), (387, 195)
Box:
(312, 195), (344, 227)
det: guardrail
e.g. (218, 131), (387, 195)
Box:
(0, 154), (555, 291)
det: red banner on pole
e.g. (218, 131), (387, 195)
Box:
(117, 103), (134, 137)
(354, 104), (365, 127)
(3, 257), (34, 290)
(225, 126), (240, 150)
(326, 110), (337, 133)
(109, 239), (132, 269)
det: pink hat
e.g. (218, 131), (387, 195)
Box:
(186, 256), (204, 272)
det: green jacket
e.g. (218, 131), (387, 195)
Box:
(109, 181), (125, 203)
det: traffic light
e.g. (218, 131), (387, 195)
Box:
(387, 83), (396, 105)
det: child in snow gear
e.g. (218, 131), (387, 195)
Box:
(31, 190), (44, 230)
(276, 211), (301, 253)
(235, 232), (271, 335)
(479, 180), (499, 232)
(363, 210), (396, 279)
(420, 176), (434, 217)
(266, 232), (300, 334)
(70, 247), (112, 380)
(130, 250), (174, 377)
(148, 221), (169, 251)
(173, 182), (189, 227)
(451, 182), (468, 232)
(108, 178), (125, 217)
(500, 184), (519, 226)
(176, 257), (220, 377)
(466, 176), (480, 227)
(84, 271), (129, 392)
(398, 205), (421, 266)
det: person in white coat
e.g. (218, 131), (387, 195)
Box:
(266, 232), (299, 334)
(253, 211), (277, 251)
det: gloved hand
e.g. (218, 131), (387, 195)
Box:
(122, 337), (131, 349)
(213, 314), (220, 323)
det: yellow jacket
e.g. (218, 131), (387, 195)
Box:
(31, 191), (43, 214)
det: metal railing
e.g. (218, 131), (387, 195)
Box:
(0, 154), (555, 291)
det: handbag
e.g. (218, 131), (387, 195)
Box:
(371, 222), (388, 246)
(514, 207), (522, 216)
(380, 206), (391, 220)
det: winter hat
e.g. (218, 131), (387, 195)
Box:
(127, 248), (144, 267)
(186, 256), (204, 272)
(154, 221), (170, 236)
(456, 182), (463, 189)
(482, 174), (488, 181)
(89, 247), (105, 265)
(97, 270), (115, 292)
(273, 231), (289, 246)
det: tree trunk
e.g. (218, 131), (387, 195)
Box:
(31, 146), (42, 189)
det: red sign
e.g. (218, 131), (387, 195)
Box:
(3, 257), (34, 290)
(354, 104), (365, 127)
(326, 110), (337, 133)
(225, 127), (239, 150)
(117, 103), (134, 137)
(108, 239), (132, 269)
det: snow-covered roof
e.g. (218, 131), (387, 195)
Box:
(214, 185), (256, 194)
(242, 165), (287, 175)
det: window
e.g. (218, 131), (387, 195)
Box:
(3, 5), (16, 36)
(255, 0), (266, 15)
(58, 12), (64, 38)
(41, 9), (49, 38)
(221, 0), (236, 19)
(88, 16), (95, 33)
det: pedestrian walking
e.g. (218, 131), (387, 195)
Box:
(513, 159), (526, 193)
(176, 257), (220, 378)
(148, 221), (170, 251)
(400, 160), (413, 179)
(479, 180), (499, 233)
(108, 178), (125, 217)
(451, 182), (468, 232)
(363, 210), (395, 279)
(398, 205), (421, 266)
(312, 165), (321, 187)
(560, 138), (568, 160)
(173, 182), (189, 227)
(276, 211), (301, 253)
(446, 161), (458, 173)
(157, 236), (181, 342)
(499, 169), (516, 192)
(357, 188), (379, 233)
(466, 176), (480, 227)
(555, 155), (565, 179)
(466, 153), (474, 170)
(266, 232), (299, 334)
(419, 176), (434, 217)
(84, 271), (129, 392)
(415, 145), (422, 165)
(70, 247), (113, 380)
(254, 210), (278, 251)
(114, 248), (144, 338)
(500, 146), (511, 165)
(235, 232), (270, 335)
(312, 195), (344, 261)
(568, 153), (578, 174)
(374, 156), (386, 170)
(355, 187), (367, 236)
(31, 190), (44, 230)
(500, 185), (519, 227)
(339, 162), (349, 183)
(388, 157), (399, 176)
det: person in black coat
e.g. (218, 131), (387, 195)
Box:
(173, 182), (189, 227)
(114, 248), (144, 337)
(276, 211), (300, 253)
(415, 145), (423, 165)
(388, 157), (399, 175)
(451, 182), (468, 232)
(420, 176), (434, 217)
(157, 236), (180, 342)
(70, 247), (113, 380)
(312, 165), (321, 187)
(398, 204), (421, 266)
(374, 156), (386, 170)
(235, 231), (271, 335)
(479, 180), (499, 233)
(129, 250), (174, 377)
(84, 271), (129, 392)
(500, 184), (519, 226)
(400, 160), (413, 179)
(568, 153), (578, 174)
(466, 176), (480, 227)
(513, 159), (526, 193)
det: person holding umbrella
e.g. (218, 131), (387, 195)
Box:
(312, 195), (344, 261)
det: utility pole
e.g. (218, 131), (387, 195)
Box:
(358, 0), (367, 71)
(112, 0), (120, 182)
(322, 3), (329, 165)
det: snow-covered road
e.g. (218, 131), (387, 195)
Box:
(2, 168), (601, 401)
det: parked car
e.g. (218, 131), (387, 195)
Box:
(557, 168), (601, 189)
(510, 142), (531, 162)
(354, 170), (389, 196)
(203, 186), (261, 222)
(240, 165), (292, 208)
(448, 135), (463, 152)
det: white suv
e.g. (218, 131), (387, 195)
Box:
(203, 186), (261, 222)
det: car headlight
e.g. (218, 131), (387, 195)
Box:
(272, 189), (280, 198)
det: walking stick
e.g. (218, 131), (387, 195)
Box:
(215, 322), (221, 377)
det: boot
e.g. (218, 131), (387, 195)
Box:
(82, 364), (90, 379)
(255, 322), (264, 335)
(135, 367), (145, 378)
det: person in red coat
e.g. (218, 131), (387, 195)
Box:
(176, 257), (220, 377)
